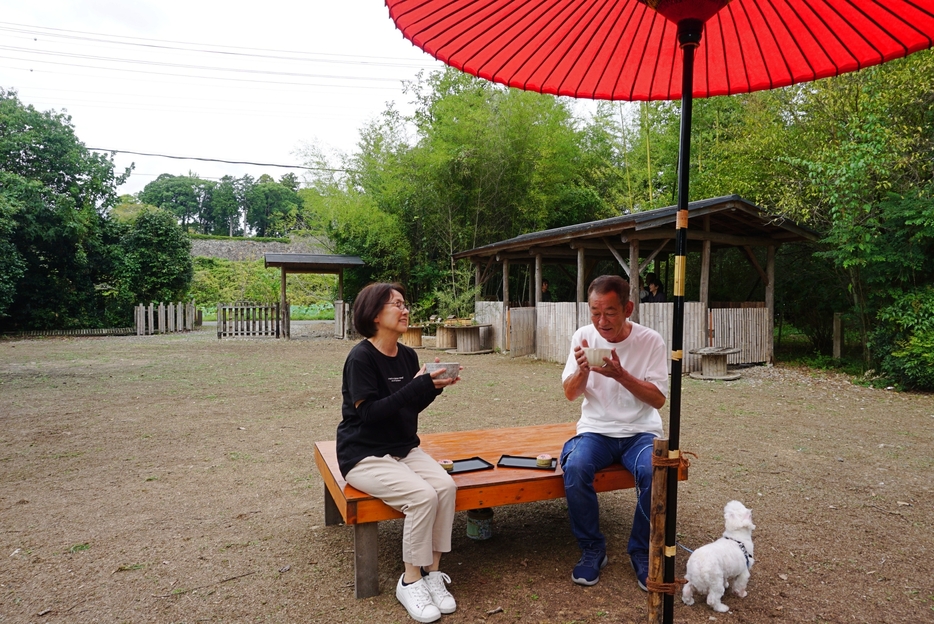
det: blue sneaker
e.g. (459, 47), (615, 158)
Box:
(571, 549), (608, 586)
(630, 551), (648, 591)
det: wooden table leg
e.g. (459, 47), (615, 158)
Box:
(324, 485), (342, 526)
(354, 522), (380, 598)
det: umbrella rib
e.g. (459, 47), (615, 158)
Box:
(586, 1), (632, 100)
(749, 0), (796, 88)
(477, 0), (568, 89)
(865, 0), (934, 54)
(736, 1), (776, 90)
(713, 12), (730, 96)
(390, 0), (497, 66)
(533, 0), (607, 96)
(560, 0), (619, 98)
(792, 0), (855, 75)
(721, 5), (750, 94)
(643, 12), (669, 100)
(610, 3), (652, 101)
(766, 0), (819, 82)
(819, 0), (882, 69)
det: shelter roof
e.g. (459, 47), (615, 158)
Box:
(452, 195), (817, 263)
(263, 253), (364, 274)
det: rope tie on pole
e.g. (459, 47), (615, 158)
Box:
(646, 578), (688, 595)
(651, 450), (697, 470)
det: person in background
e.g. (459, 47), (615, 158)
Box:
(337, 282), (460, 623)
(644, 276), (667, 303)
(541, 278), (552, 302)
(560, 275), (669, 590)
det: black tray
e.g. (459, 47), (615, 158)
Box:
(497, 454), (558, 471)
(448, 457), (494, 474)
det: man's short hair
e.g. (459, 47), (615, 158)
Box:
(588, 275), (631, 306)
(352, 282), (406, 338)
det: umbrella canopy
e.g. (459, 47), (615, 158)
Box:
(385, 0), (934, 101)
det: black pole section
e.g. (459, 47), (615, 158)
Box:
(663, 18), (702, 624)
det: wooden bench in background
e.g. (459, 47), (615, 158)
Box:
(314, 422), (686, 598)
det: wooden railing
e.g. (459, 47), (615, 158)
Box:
(135, 302), (197, 335)
(217, 302), (287, 339)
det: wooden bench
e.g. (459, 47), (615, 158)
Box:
(315, 422), (684, 598)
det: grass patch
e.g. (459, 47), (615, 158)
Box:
(69, 543), (90, 553)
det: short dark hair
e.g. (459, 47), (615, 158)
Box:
(353, 282), (405, 338)
(587, 275), (630, 306)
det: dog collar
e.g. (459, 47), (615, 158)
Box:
(726, 537), (752, 569)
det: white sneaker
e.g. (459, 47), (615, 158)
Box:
(424, 571), (456, 614)
(395, 575), (441, 623)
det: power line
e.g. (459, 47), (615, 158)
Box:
(0, 21), (435, 67)
(0, 22), (432, 69)
(89, 147), (354, 172)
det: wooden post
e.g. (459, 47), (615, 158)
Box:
(475, 262), (482, 301)
(766, 245), (775, 364)
(280, 269), (288, 340)
(630, 239), (640, 323)
(576, 247), (585, 304)
(700, 216), (711, 347)
(648, 437), (670, 624)
(833, 312), (843, 359)
(502, 259), (510, 308)
(338, 269), (344, 301)
(535, 254), (542, 305)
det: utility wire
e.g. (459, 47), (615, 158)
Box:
(0, 21), (434, 67)
(88, 147), (354, 172)
(0, 23), (431, 69)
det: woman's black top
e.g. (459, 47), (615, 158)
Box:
(336, 339), (442, 477)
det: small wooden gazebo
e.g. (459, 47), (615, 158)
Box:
(453, 196), (817, 367)
(263, 253), (364, 339)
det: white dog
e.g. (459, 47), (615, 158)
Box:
(681, 500), (755, 613)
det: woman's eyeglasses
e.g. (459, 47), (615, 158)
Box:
(384, 300), (410, 311)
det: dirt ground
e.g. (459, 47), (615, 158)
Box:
(1, 323), (932, 624)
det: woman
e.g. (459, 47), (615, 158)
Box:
(337, 282), (459, 623)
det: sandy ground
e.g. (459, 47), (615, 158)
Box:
(1, 324), (932, 623)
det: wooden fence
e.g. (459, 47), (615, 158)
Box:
(135, 302), (196, 336)
(217, 302), (287, 339)
(496, 301), (771, 371)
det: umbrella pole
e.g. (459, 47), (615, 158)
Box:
(666, 19), (702, 624)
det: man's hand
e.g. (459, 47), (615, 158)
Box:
(591, 348), (666, 409)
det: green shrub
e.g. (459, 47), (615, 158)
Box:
(871, 287), (934, 390)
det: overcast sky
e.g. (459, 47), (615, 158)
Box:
(0, 1), (449, 195)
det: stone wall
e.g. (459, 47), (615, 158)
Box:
(190, 236), (330, 261)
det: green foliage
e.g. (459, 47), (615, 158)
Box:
(189, 257), (336, 307)
(117, 208), (193, 305)
(0, 89), (130, 330)
(872, 287), (934, 390)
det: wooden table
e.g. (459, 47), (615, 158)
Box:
(314, 423), (684, 598)
(399, 325), (423, 348)
(448, 323), (493, 354)
(689, 346), (742, 380)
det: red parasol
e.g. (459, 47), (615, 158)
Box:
(385, 0), (934, 99)
(383, 1), (934, 621)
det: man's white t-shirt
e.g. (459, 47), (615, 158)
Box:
(561, 322), (669, 439)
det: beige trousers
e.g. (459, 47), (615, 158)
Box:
(345, 447), (456, 567)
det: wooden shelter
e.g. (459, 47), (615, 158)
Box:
(263, 253), (364, 339)
(452, 195), (817, 369)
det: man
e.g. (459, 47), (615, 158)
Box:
(541, 279), (552, 302)
(644, 276), (667, 303)
(561, 275), (669, 590)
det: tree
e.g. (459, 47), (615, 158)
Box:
(0, 89), (129, 330)
(117, 208), (193, 304)
(245, 175), (300, 237)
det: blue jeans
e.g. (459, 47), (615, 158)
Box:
(560, 432), (656, 556)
